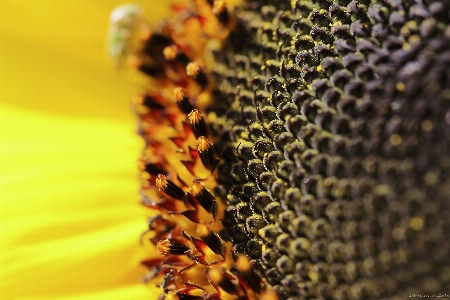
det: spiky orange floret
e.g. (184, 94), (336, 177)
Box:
(196, 136), (212, 152)
(130, 1), (272, 299)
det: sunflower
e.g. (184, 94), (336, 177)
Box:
(132, 0), (450, 299)
(0, 1), (176, 299)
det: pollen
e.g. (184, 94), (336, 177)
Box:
(172, 87), (186, 103)
(172, 87), (193, 114)
(396, 81), (406, 92)
(410, 217), (424, 231)
(186, 62), (201, 78)
(389, 134), (402, 146)
(156, 239), (190, 255)
(188, 109), (202, 125)
(163, 45), (178, 61)
(155, 174), (168, 190)
(188, 109), (207, 138)
(196, 136), (212, 152)
(156, 239), (173, 255)
(421, 119), (433, 131)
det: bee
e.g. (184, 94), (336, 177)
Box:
(107, 4), (142, 68)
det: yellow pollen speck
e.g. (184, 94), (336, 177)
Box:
(261, 243), (267, 252)
(421, 119), (433, 131)
(316, 65), (322, 71)
(402, 43), (411, 51)
(333, 188), (343, 198)
(410, 217), (424, 231)
(156, 239), (172, 255)
(401, 20), (418, 37)
(308, 271), (319, 283)
(396, 81), (406, 92)
(390, 134), (402, 146)
(172, 87), (186, 102)
(196, 136), (212, 151)
(375, 184), (390, 195)
(186, 62), (201, 77)
(262, 22), (271, 30)
(163, 45), (177, 60)
(323, 177), (333, 186)
(424, 171), (438, 186)
(409, 34), (420, 44)
(156, 174), (168, 190)
(188, 109), (202, 124)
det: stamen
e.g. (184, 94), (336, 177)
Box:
(191, 182), (218, 218)
(172, 87), (194, 114)
(163, 45), (190, 65)
(196, 136), (215, 170)
(197, 224), (225, 256)
(163, 45), (178, 61)
(156, 174), (185, 200)
(188, 109), (207, 138)
(156, 239), (190, 255)
(186, 62), (208, 88)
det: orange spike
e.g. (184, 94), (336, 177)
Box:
(156, 174), (186, 200)
(188, 109), (207, 138)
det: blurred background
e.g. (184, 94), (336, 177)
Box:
(0, 1), (174, 299)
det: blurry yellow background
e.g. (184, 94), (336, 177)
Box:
(0, 1), (174, 299)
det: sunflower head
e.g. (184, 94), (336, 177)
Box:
(122, 0), (450, 299)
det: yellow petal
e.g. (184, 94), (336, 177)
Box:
(12, 285), (156, 300)
(0, 101), (151, 298)
(0, 1), (175, 299)
(0, 0), (174, 119)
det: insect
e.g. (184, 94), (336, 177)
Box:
(107, 3), (142, 68)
